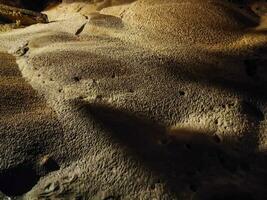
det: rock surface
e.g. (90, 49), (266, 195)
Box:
(0, 0), (267, 199)
(0, 3), (48, 26)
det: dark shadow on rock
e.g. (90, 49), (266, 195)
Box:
(82, 103), (267, 199)
(160, 43), (267, 112)
(159, 46), (267, 155)
(0, 164), (39, 196)
(0, 53), (63, 197)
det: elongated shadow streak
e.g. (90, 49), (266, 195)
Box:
(84, 103), (267, 199)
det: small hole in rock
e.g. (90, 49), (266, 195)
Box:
(73, 77), (81, 82)
(96, 95), (103, 100)
(229, 102), (235, 107)
(78, 96), (85, 100)
(92, 79), (97, 84)
(0, 164), (39, 196)
(156, 179), (161, 184)
(150, 184), (156, 190)
(179, 91), (185, 96)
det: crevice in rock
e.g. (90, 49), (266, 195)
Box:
(75, 23), (86, 36)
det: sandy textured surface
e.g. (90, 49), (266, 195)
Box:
(0, 52), (64, 197)
(0, 0), (267, 199)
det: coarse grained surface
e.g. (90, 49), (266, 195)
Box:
(0, 0), (267, 199)
(0, 52), (65, 197)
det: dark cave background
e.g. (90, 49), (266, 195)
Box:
(0, 0), (265, 12)
(0, 0), (62, 11)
